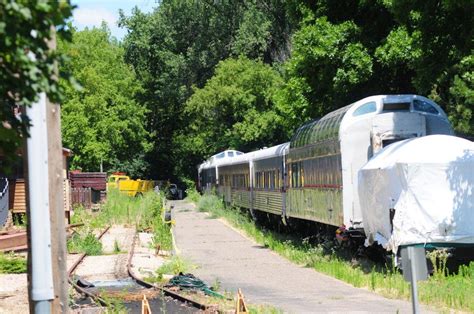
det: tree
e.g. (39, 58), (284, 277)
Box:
(58, 25), (150, 176)
(277, 1), (473, 136)
(275, 14), (374, 129)
(382, 0), (474, 135)
(119, 0), (294, 180)
(176, 57), (286, 177)
(0, 0), (73, 171)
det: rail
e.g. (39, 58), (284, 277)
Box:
(68, 226), (210, 311)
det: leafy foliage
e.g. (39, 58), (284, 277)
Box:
(119, 0), (293, 180)
(275, 16), (374, 128)
(58, 25), (151, 175)
(58, 0), (473, 183)
(177, 57), (286, 173)
(67, 231), (102, 255)
(0, 0), (73, 171)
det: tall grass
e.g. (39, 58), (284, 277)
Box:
(70, 189), (173, 251)
(195, 193), (474, 312)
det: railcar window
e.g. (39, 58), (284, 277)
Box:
(228, 152), (234, 157)
(300, 162), (304, 186)
(413, 99), (439, 115)
(382, 102), (410, 112)
(353, 101), (376, 116)
(216, 152), (225, 159)
(291, 163), (300, 188)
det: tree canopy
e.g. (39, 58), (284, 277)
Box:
(114, 0), (473, 181)
(174, 57), (286, 176)
(0, 0), (73, 170)
(58, 25), (150, 177)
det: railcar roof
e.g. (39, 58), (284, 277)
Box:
(290, 104), (352, 149)
(215, 151), (252, 167)
(290, 94), (450, 150)
(198, 149), (244, 170)
(252, 142), (289, 161)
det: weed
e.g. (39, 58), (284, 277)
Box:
(0, 252), (27, 274)
(100, 290), (127, 314)
(211, 278), (221, 291)
(155, 256), (193, 282)
(12, 213), (26, 227)
(67, 231), (102, 255)
(248, 304), (285, 314)
(113, 239), (121, 253)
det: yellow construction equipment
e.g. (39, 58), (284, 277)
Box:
(107, 173), (155, 197)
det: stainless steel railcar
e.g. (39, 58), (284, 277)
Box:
(198, 150), (243, 191)
(199, 95), (453, 232)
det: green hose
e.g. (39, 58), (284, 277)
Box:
(166, 273), (225, 299)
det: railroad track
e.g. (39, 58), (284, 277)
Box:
(68, 226), (210, 312)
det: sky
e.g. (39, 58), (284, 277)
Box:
(71, 0), (157, 40)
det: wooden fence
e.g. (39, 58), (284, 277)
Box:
(71, 187), (92, 209)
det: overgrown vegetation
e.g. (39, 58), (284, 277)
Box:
(0, 252), (27, 274)
(58, 25), (151, 175)
(194, 193), (474, 312)
(117, 0), (473, 181)
(69, 189), (172, 252)
(153, 256), (193, 282)
(67, 231), (102, 255)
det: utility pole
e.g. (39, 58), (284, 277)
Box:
(47, 98), (68, 312)
(46, 29), (69, 313)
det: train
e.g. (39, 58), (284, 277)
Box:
(197, 94), (474, 253)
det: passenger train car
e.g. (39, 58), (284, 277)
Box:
(198, 95), (454, 240)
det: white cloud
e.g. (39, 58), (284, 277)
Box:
(73, 7), (117, 28)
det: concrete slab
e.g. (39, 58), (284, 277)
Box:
(171, 200), (433, 313)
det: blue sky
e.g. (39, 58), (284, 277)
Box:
(71, 0), (157, 40)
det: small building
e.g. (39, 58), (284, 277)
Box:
(69, 171), (107, 209)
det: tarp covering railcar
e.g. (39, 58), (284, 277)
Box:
(358, 135), (474, 252)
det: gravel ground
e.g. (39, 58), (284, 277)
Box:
(100, 225), (135, 254)
(74, 225), (135, 281)
(130, 232), (166, 280)
(0, 274), (28, 314)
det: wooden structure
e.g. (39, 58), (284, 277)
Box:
(69, 171), (106, 208)
(235, 289), (248, 314)
(141, 295), (152, 314)
(0, 147), (73, 225)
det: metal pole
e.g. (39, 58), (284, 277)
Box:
(27, 92), (54, 312)
(409, 246), (420, 314)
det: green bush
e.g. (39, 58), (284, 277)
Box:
(67, 232), (102, 256)
(0, 253), (27, 274)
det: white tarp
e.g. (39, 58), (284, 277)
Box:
(358, 135), (474, 252)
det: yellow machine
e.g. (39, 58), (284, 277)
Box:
(107, 173), (155, 196)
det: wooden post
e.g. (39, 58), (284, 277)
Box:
(47, 98), (68, 312)
(46, 29), (68, 313)
(24, 139), (33, 313)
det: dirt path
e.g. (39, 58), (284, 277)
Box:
(171, 200), (434, 313)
